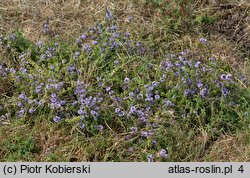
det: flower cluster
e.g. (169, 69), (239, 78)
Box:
(0, 10), (249, 162)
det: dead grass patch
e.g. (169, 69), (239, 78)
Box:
(205, 132), (250, 161)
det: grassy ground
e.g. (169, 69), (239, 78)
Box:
(0, 0), (249, 161)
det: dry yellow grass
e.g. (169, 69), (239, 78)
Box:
(0, 0), (153, 41)
(205, 133), (250, 161)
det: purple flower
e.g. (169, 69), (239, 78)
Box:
(200, 38), (208, 44)
(55, 102), (62, 109)
(200, 88), (208, 98)
(51, 93), (57, 98)
(220, 74), (227, 80)
(194, 61), (201, 68)
(78, 109), (84, 115)
(166, 61), (172, 68)
(175, 62), (180, 67)
(145, 97), (154, 102)
(60, 100), (66, 105)
(190, 89), (196, 95)
(174, 72), (179, 76)
(200, 38), (206, 42)
(202, 66), (206, 72)
(113, 96), (120, 102)
(38, 100), (44, 106)
(155, 95), (160, 99)
(50, 103), (55, 109)
(115, 108), (121, 113)
(137, 94), (143, 99)
(43, 21), (49, 33)
(130, 106), (136, 113)
(124, 77), (130, 84)
(91, 110), (98, 117)
(8, 34), (16, 41)
(197, 82), (203, 88)
(141, 131), (149, 137)
(97, 97), (103, 102)
(217, 82), (224, 88)
(147, 86), (154, 91)
(147, 154), (154, 162)
(159, 149), (168, 158)
(200, 38), (208, 45)
(140, 117), (147, 123)
(129, 92), (134, 97)
(50, 97), (57, 103)
(130, 127), (138, 133)
(161, 75), (167, 82)
(109, 90), (114, 95)
(106, 9), (112, 21)
(29, 107), (36, 114)
(18, 109), (25, 116)
(187, 78), (192, 86)
(188, 61), (193, 67)
(66, 65), (74, 72)
(53, 116), (60, 123)
(19, 92), (27, 100)
(152, 81), (160, 87)
(81, 34), (86, 40)
(221, 87), (229, 97)
(36, 40), (43, 48)
(178, 56), (184, 61)
(152, 140), (157, 147)
(125, 32), (130, 36)
(110, 25), (117, 32)
(113, 33), (119, 38)
(80, 123), (85, 129)
(226, 74), (232, 80)
(92, 40), (98, 45)
(118, 111), (125, 117)
(75, 51), (80, 56)
(137, 110), (145, 117)
(50, 65), (55, 70)
(182, 78), (186, 85)
(17, 102), (23, 107)
(106, 87), (111, 92)
(54, 42), (59, 47)
(83, 44), (91, 53)
(184, 89), (191, 96)
(111, 41), (119, 49)
(35, 86), (42, 93)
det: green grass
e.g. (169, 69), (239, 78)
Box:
(0, 114), (249, 162)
